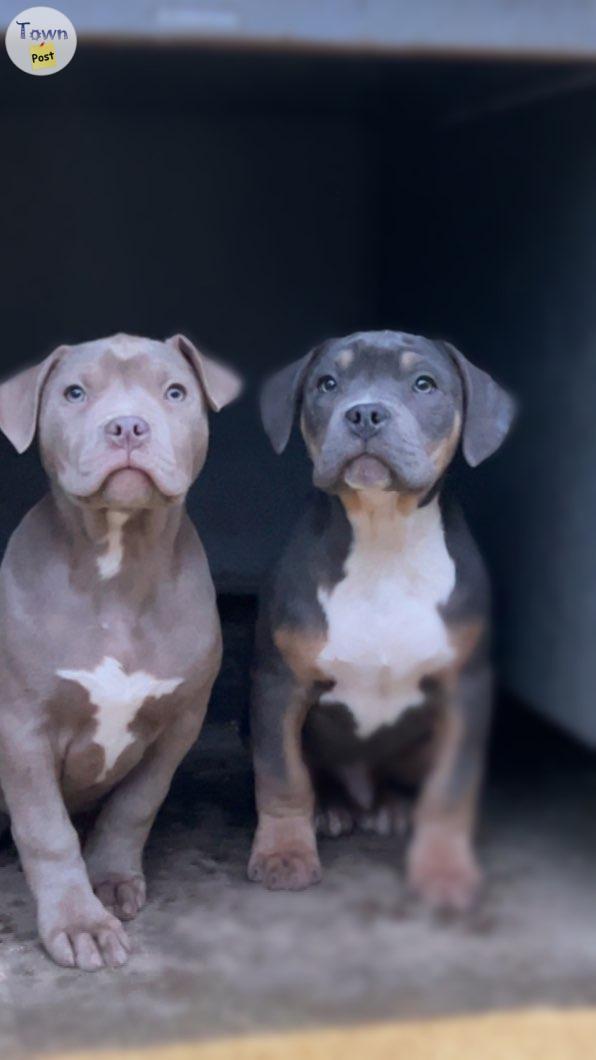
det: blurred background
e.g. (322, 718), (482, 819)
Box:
(2, 2), (596, 1057)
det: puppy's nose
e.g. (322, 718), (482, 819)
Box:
(345, 403), (390, 440)
(104, 416), (150, 450)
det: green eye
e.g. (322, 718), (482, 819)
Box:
(166, 383), (187, 402)
(64, 384), (86, 403)
(317, 375), (337, 394)
(413, 375), (437, 394)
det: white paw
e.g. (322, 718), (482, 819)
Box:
(40, 892), (131, 971)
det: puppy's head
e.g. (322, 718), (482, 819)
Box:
(261, 330), (515, 496)
(0, 333), (241, 509)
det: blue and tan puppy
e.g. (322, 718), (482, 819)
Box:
(248, 330), (514, 910)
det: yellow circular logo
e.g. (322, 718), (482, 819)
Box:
(5, 6), (76, 76)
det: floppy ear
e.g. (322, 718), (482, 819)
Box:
(168, 334), (242, 412)
(260, 350), (318, 454)
(0, 346), (67, 454)
(441, 341), (516, 467)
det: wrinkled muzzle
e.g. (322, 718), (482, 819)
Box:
(310, 401), (437, 494)
(41, 402), (201, 504)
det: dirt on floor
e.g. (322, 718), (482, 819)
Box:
(2, 703), (596, 1059)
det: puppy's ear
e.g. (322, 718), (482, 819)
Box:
(0, 346), (67, 454)
(441, 341), (516, 467)
(168, 334), (242, 412)
(260, 350), (317, 454)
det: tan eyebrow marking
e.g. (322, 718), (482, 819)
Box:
(336, 349), (354, 369)
(401, 350), (422, 370)
(107, 335), (146, 360)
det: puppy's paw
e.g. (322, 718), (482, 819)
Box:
(248, 813), (321, 891)
(316, 797), (409, 839)
(315, 806), (355, 838)
(248, 848), (322, 890)
(407, 825), (482, 912)
(358, 798), (410, 837)
(40, 893), (131, 971)
(93, 874), (146, 921)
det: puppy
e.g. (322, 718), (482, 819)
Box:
(0, 333), (239, 969)
(248, 330), (514, 909)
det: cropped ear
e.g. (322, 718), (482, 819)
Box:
(0, 346), (67, 454)
(440, 341), (516, 467)
(168, 334), (242, 412)
(260, 349), (318, 454)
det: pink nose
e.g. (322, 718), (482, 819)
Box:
(104, 416), (150, 450)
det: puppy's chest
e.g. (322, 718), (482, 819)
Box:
(53, 619), (195, 787)
(316, 504), (456, 737)
(56, 655), (185, 785)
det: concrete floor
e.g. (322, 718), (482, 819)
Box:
(1, 628), (596, 1057)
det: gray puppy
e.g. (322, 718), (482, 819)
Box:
(0, 333), (239, 970)
(249, 329), (514, 910)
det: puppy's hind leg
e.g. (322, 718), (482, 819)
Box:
(316, 765), (411, 839)
(357, 797), (411, 838)
(314, 763), (373, 839)
(315, 804), (355, 838)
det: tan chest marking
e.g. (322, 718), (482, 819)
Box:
(316, 494), (456, 737)
(96, 511), (129, 580)
(56, 656), (184, 781)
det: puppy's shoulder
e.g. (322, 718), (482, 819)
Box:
(0, 495), (64, 585)
(440, 492), (490, 623)
(257, 491), (352, 648)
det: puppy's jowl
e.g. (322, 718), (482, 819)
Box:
(249, 331), (514, 910)
(0, 333), (239, 970)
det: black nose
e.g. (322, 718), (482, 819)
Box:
(104, 416), (150, 450)
(345, 403), (390, 440)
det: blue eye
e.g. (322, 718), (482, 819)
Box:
(166, 383), (187, 402)
(64, 384), (86, 403)
(317, 375), (337, 394)
(413, 375), (437, 393)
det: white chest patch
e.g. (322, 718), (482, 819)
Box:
(96, 511), (129, 580)
(57, 656), (184, 781)
(316, 496), (455, 737)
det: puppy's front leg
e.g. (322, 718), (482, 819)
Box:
(0, 726), (130, 970)
(248, 662), (320, 891)
(85, 699), (209, 920)
(407, 659), (491, 912)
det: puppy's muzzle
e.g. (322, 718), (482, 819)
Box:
(105, 416), (150, 452)
(345, 403), (390, 442)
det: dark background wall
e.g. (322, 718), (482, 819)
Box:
(426, 86), (596, 742)
(1, 46), (595, 737)
(1, 48), (383, 586)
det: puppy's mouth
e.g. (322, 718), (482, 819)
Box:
(70, 453), (184, 505)
(100, 467), (156, 508)
(342, 455), (392, 491)
(97, 454), (159, 490)
(313, 438), (437, 495)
